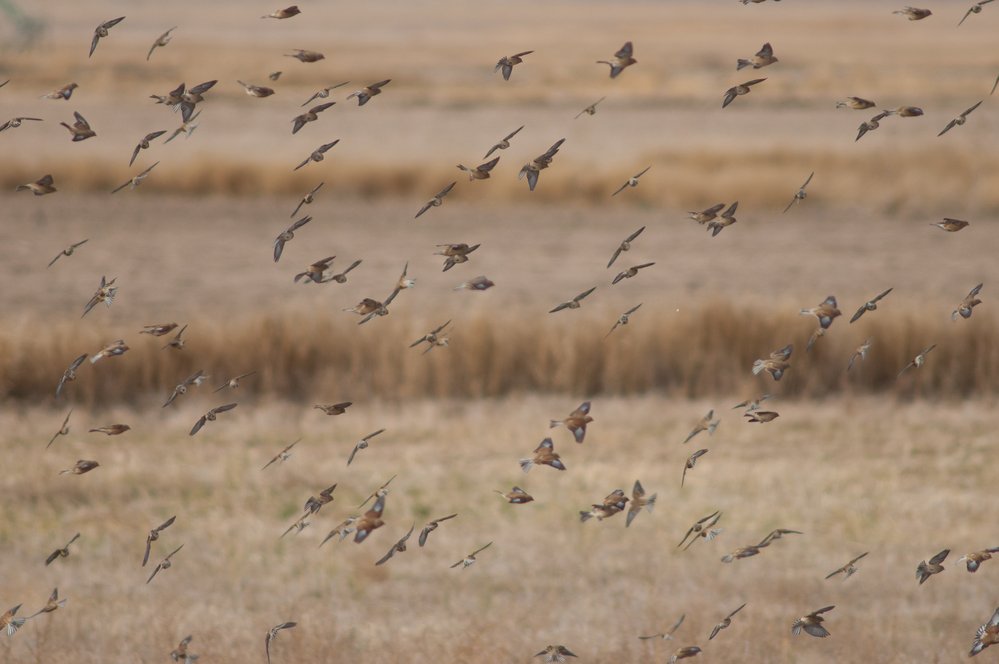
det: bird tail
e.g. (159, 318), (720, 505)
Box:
(645, 494), (658, 513)
(736, 59), (751, 70)
(751, 359), (765, 375)
(549, 419), (561, 429)
(518, 459), (533, 473)
(579, 511), (593, 523)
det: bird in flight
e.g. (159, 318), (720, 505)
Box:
(90, 16), (125, 57)
(142, 516), (177, 567)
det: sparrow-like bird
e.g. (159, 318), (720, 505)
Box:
(294, 256), (336, 284)
(847, 338), (873, 372)
(261, 440), (299, 471)
(679, 510), (722, 550)
(17, 173), (56, 197)
(61, 111), (95, 141)
(883, 105), (924, 117)
(732, 394), (771, 412)
(639, 614), (685, 641)
(170, 635), (196, 663)
(324, 259), (362, 284)
(932, 218), (969, 232)
(178, 80), (217, 122)
(346, 79), (391, 106)
(45, 533), (81, 566)
(129, 131), (167, 167)
(457, 156), (500, 181)
(142, 516), (177, 567)
(90, 16), (125, 57)
(262, 5), (301, 19)
(893, 6), (932, 20)
(147, 544), (184, 584)
(626, 480), (657, 526)
(960, 0), (996, 25)
(111, 161), (159, 194)
(801, 295), (841, 350)
(958, 548), (999, 573)
(90, 339), (128, 364)
(301, 483), (338, 517)
(374, 523), (415, 565)
(189, 403), (238, 436)
(783, 172), (814, 213)
(453, 275), (495, 291)
(292, 102), (335, 134)
(607, 226), (645, 268)
(970, 606), (999, 656)
(681, 449), (709, 487)
(301, 82), (349, 107)
(826, 552), (870, 580)
(415, 181), (457, 218)
(792, 606), (835, 638)
(294, 140), (339, 171)
(738, 42), (778, 70)
(611, 166), (651, 197)
(55, 355), (87, 399)
(897, 344), (937, 379)
(850, 288), (893, 323)
(162, 324), (188, 350)
(550, 287), (596, 314)
(357, 475), (396, 509)
(706, 201), (739, 237)
(354, 494), (386, 543)
(286, 49), (324, 63)
(575, 96), (606, 118)
(27, 588), (67, 619)
(313, 402), (352, 416)
(436, 243), (480, 272)
(213, 372), (256, 392)
(163, 109), (201, 144)
(59, 460), (100, 475)
(916, 548), (950, 584)
(549, 401), (593, 443)
(597, 41), (636, 78)
(237, 80), (276, 98)
(745, 410), (779, 423)
(520, 437), (566, 472)
(88, 424), (130, 436)
(710, 604), (747, 640)
(856, 111), (890, 141)
(41, 82), (77, 100)
(418, 514), (458, 546)
(274, 216), (312, 262)
(146, 26), (176, 61)
(939, 100), (983, 136)
(495, 486), (535, 504)
(669, 646), (702, 663)
(752, 343), (793, 381)
(0, 605), (26, 637)
(534, 645), (577, 663)
(683, 410), (719, 444)
(265, 622), (297, 664)
(722, 78), (766, 108)
(836, 97), (876, 110)
(687, 203), (726, 224)
(518, 138), (565, 191)
(606, 303), (643, 338)
(612, 263), (656, 285)
(484, 126), (524, 159)
(46, 410), (73, 449)
(495, 52), (533, 80)
(579, 489), (629, 522)
(347, 428), (387, 466)
(141, 323), (178, 337)
(411, 320), (451, 349)
(450, 541), (493, 569)
(319, 517), (359, 547)
(82, 276), (117, 318)
(952, 283), (984, 320)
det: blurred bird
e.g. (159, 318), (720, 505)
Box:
(179, 80), (217, 122)
(347, 428), (387, 466)
(550, 287), (596, 314)
(261, 440), (299, 471)
(357, 475), (396, 509)
(958, 548), (999, 573)
(884, 105), (924, 117)
(415, 181), (457, 218)
(90, 16), (125, 57)
(45, 533), (80, 565)
(418, 514), (458, 546)
(520, 437), (566, 472)
(484, 126), (525, 159)
(294, 256), (336, 284)
(319, 517), (359, 547)
(495, 486), (534, 504)
(732, 394), (771, 412)
(164, 110), (201, 144)
(286, 49), (324, 63)
(626, 480), (657, 526)
(970, 607), (999, 656)
(61, 111), (95, 141)
(162, 324), (188, 350)
(801, 295), (841, 350)
(856, 111), (889, 141)
(893, 6), (932, 19)
(897, 344), (937, 378)
(847, 339), (872, 371)
(46, 410), (73, 449)
(518, 138), (565, 191)
(375, 523), (415, 565)
(606, 303), (643, 337)
(150, 82), (185, 108)
(916, 548), (950, 584)
(612, 262), (655, 285)
(265, 622), (297, 664)
(575, 96), (606, 118)
(752, 343), (793, 381)
(18, 174), (56, 196)
(274, 216), (312, 261)
(607, 226), (645, 268)
(170, 635), (196, 663)
(313, 402), (352, 416)
(55, 355), (86, 399)
(289, 182), (324, 218)
(932, 218), (969, 232)
(597, 41), (636, 78)
(90, 340), (128, 364)
(82, 275), (117, 317)
(792, 606), (835, 637)
(129, 131), (166, 167)
(324, 259), (362, 284)
(147, 544), (184, 584)
(147, 27), (176, 61)
(450, 541), (492, 568)
(142, 516), (177, 567)
(938, 100), (983, 136)
(961, 0), (996, 25)
(495, 52), (533, 80)
(678, 510), (722, 549)
(141, 323), (177, 337)
(294, 141), (339, 171)
(0, 605), (26, 637)
(436, 243), (480, 272)
(710, 604), (747, 640)
(301, 82), (350, 107)
(850, 288), (893, 323)
(88, 424), (130, 436)
(213, 372), (255, 392)
(706, 201), (739, 237)
(111, 161), (159, 194)
(411, 320), (451, 350)
(1, 116), (43, 133)
(549, 401), (593, 443)
(825, 551), (869, 580)
(952, 283), (984, 320)
(299, 485), (337, 519)
(612, 166), (652, 197)
(347, 79), (391, 106)
(669, 646), (702, 663)
(579, 489), (629, 522)
(738, 42), (778, 70)
(27, 588), (67, 619)
(836, 96), (876, 110)
(59, 460), (99, 475)
(681, 449), (709, 487)
(292, 102), (335, 134)
(684, 410), (719, 444)
(759, 528), (803, 546)
(41, 82), (77, 100)
(722, 78), (766, 108)
(534, 645), (577, 663)
(457, 156), (500, 181)
(639, 614), (685, 641)
(262, 6), (300, 19)
(189, 403), (238, 436)
(237, 80), (276, 98)
(454, 275), (495, 291)
(783, 172), (814, 213)
(688, 203), (726, 224)
(354, 494), (386, 543)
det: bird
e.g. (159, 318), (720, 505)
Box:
(550, 287), (596, 314)
(375, 523), (415, 565)
(856, 111), (890, 141)
(189, 403), (238, 436)
(970, 608), (999, 659)
(752, 343), (793, 381)
(40, 82), (78, 100)
(150, 82), (185, 108)
(792, 606), (835, 637)
(301, 483), (338, 517)
(518, 138), (565, 191)
(836, 97), (876, 110)
(597, 41), (636, 78)
(46, 410), (73, 449)
(17, 173), (57, 196)
(850, 288), (893, 323)
(710, 604), (747, 640)
(723, 78), (766, 108)
(706, 202), (739, 237)
(639, 614), (685, 640)
(916, 548), (950, 584)
(783, 172), (814, 213)
(61, 111), (95, 141)
(450, 541), (492, 568)
(237, 80), (276, 98)
(285, 49), (324, 63)
(60, 460), (99, 475)
(746, 410), (780, 424)
(453, 275), (495, 291)
(952, 283), (984, 320)
(893, 6), (932, 20)
(626, 480), (657, 526)
(129, 131), (167, 167)
(575, 96), (606, 118)
(732, 394), (771, 412)
(294, 140), (339, 171)
(688, 203), (726, 224)
(261, 5), (300, 19)
(611, 166), (651, 197)
(313, 402), (352, 416)
(678, 510), (722, 550)
(681, 449), (709, 487)
(579, 489), (629, 522)
(265, 622), (297, 664)
(111, 161), (160, 194)
(324, 259), (362, 284)
(847, 338), (873, 372)
(932, 218), (970, 232)
(261, 440), (299, 471)
(300, 82), (350, 107)
(90, 16), (125, 57)
(294, 256), (336, 283)
(418, 514), (458, 546)
(534, 645), (577, 663)
(457, 156), (500, 181)
(88, 424), (130, 436)
(939, 100), (983, 136)
(958, 548), (999, 573)
(721, 544), (766, 563)
(89, 340), (128, 364)
(0, 605), (26, 637)
(142, 516), (177, 567)
(415, 181), (457, 218)
(738, 42), (778, 70)
(520, 437), (567, 472)
(495, 486), (535, 504)
(801, 295), (841, 349)
(758, 528), (803, 546)
(484, 126), (525, 159)
(549, 401), (593, 443)
(27, 588), (67, 619)
(354, 493), (386, 543)
(347, 79), (391, 106)
(825, 552), (870, 580)
(495, 52), (533, 80)
(897, 344), (937, 379)
(607, 227), (645, 268)
(170, 635), (196, 663)
(961, 0), (996, 25)
(357, 475), (397, 509)
(162, 324), (188, 350)
(82, 275), (118, 317)
(213, 372), (256, 392)
(683, 410), (719, 444)
(669, 646), (702, 663)
(435, 243), (481, 272)
(146, 544), (183, 584)
(292, 102), (335, 134)
(606, 304), (643, 338)
(347, 428), (386, 466)
(164, 110), (202, 144)
(319, 517), (359, 547)
(146, 26), (176, 60)
(274, 216), (312, 261)
(45, 533), (81, 565)
(411, 321), (452, 350)
(179, 81), (217, 122)
(883, 105), (924, 117)
(2, 118), (44, 140)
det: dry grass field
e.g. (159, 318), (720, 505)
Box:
(2, 0), (999, 662)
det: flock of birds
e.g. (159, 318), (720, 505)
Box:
(3, 3), (999, 662)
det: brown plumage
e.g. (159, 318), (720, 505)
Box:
(549, 401), (593, 443)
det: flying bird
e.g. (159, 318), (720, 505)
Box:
(668, 647), (702, 663)
(82, 275), (117, 317)
(518, 138), (565, 191)
(792, 606), (835, 637)
(722, 78), (766, 108)
(294, 140), (339, 171)
(893, 6), (932, 20)
(59, 460), (100, 475)
(418, 514), (458, 546)
(179, 80), (217, 122)
(90, 16), (125, 57)
(450, 541), (492, 569)
(932, 218), (969, 232)
(534, 645), (577, 663)
(607, 226), (645, 268)
(519, 437), (566, 472)
(683, 410), (719, 444)
(958, 548), (999, 573)
(346, 79), (391, 106)
(611, 166), (652, 197)
(626, 480), (657, 526)
(709, 603), (747, 640)
(265, 622), (297, 664)
(237, 80), (276, 98)
(292, 102), (335, 134)
(411, 320), (452, 350)
(783, 172), (814, 213)
(324, 259), (362, 284)
(681, 449), (709, 487)
(357, 475), (396, 509)
(738, 42), (778, 70)
(2, 117), (44, 134)
(960, 0), (996, 25)
(374, 523), (415, 565)
(111, 161), (160, 194)
(495, 486), (535, 504)
(286, 49), (324, 63)
(752, 344), (793, 381)
(61, 111), (95, 141)
(688, 203), (726, 224)
(129, 131), (167, 167)
(415, 181), (457, 218)
(40, 82), (78, 100)
(146, 26), (176, 60)
(189, 403), (238, 436)
(970, 606), (999, 656)
(706, 201), (739, 237)
(484, 126), (524, 159)
(89, 339), (128, 364)
(262, 6), (301, 19)
(213, 372), (256, 392)
(897, 344), (937, 379)
(294, 256), (336, 284)
(938, 100), (983, 136)
(850, 288), (893, 323)
(274, 216), (312, 262)
(579, 489), (629, 522)
(0, 605), (26, 637)
(549, 401), (593, 443)
(856, 111), (890, 141)
(313, 402), (352, 416)
(575, 96), (606, 118)
(48, 239), (88, 268)
(639, 614), (685, 641)
(46, 410), (73, 449)
(678, 510), (722, 550)
(170, 635), (196, 663)
(456, 156), (500, 181)
(435, 243), (481, 272)
(549, 287), (596, 313)
(836, 97), (876, 110)
(495, 52), (533, 80)
(347, 428), (387, 466)
(261, 440), (299, 471)
(354, 494), (386, 543)
(916, 548), (950, 584)
(88, 424), (130, 436)
(847, 338), (872, 372)
(453, 275), (495, 291)
(45, 532), (81, 566)
(952, 283), (984, 320)
(825, 551), (870, 580)
(597, 41), (636, 78)
(301, 82), (350, 107)
(606, 303), (643, 337)
(27, 588), (67, 619)
(142, 516), (177, 567)
(162, 324), (188, 350)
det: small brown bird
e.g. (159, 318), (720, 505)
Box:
(607, 226), (645, 268)
(325, 260), (361, 284)
(688, 203), (726, 224)
(534, 645), (577, 663)
(146, 26), (176, 61)
(884, 105), (924, 117)
(46, 409), (73, 449)
(520, 437), (567, 472)
(450, 541), (493, 568)
(971, 606), (999, 656)
(626, 479), (657, 526)
(415, 181), (457, 218)
(549, 401), (593, 443)
(836, 96), (877, 110)
(141, 323), (178, 338)
(262, 5), (300, 19)
(939, 100), (983, 136)
(710, 604), (747, 640)
(27, 588), (67, 619)
(354, 494), (386, 543)
(294, 256), (336, 283)
(129, 131), (167, 167)
(347, 79), (391, 106)
(952, 283), (984, 320)
(213, 372), (255, 392)
(162, 369), (207, 407)
(856, 111), (890, 141)
(484, 126), (524, 159)
(164, 110), (201, 144)
(457, 156), (501, 181)
(237, 80), (276, 98)
(286, 49), (324, 63)
(893, 6), (932, 20)
(418, 513), (458, 547)
(752, 343), (793, 381)
(170, 635), (196, 663)
(61, 111), (95, 141)
(90, 339), (128, 364)
(411, 320), (451, 349)
(274, 216), (312, 261)
(723, 78), (766, 108)
(518, 138), (565, 191)
(684, 410), (719, 444)
(344, 296), (385, 320)
(265, 622), (297, 664)
(681, 449), (709, 488)
(146, 544), (183, 584)
(495, 52), (533, 80)
(639, 614), (685, 641)
(261, 440), (299, 471)
(313, 402), (352, 416)
(801, 295), (841, 331)
(847, 338), (873, 372)
(18, 174), (57, 196)
(792, 606), (835, 638)
(759, 528), (803, 546)
(550, 288), (596, 314)
(579, 489), (629, 522)
(45, 533), (80, 565)
(850, 288), (893, 323)
(142, 516), (177, 567)
(436, 243), (481, 272)
(733, 394), (771, 412)
(721, 544), (765, 563)
(960, 0), (995, 26)
(745, 410), (779, 424)
(292, 102), (335, 134)
(495, 486), (534, 504)
(347, 428), (387, 466)
(319, 517), (359, 547)
(453, 275), (495, 291)
(597, 41), (636, 78)
(738, 42), (777, 70)
(1, 116), (43, 133)
(162, 324), (188, 350)
(783, 172), (814, 213)
(575, 96), (606, 118)
(375, 523), (415, 565)
(916, 548), (950, 584)
(357, 475), (396, 510)
(958, 548), (999, 573)
(90, 16), (125, 57)
(111, 161), (159, 194)
(825, 551), (870, 580)
(294, 140), (339, 171)
(606, 303), (643, 338)
(0, 605), (26, 637)
(706, 201), (739, 237)
(897, 344), (937, 379)
(300, 82), (350, 107)
(932, 218), (970, 232)
(679, 510), (723, 550)
(41, 82), (78, 100)
(669, 646), (702, 663)
(150, 82), (186, 108)
(189, 403), (238, 436)
(301, 483), (338, 517)
(612, 262), (655, 285)
(56, 354), (87, 398)
(89, 424), (130, 436)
